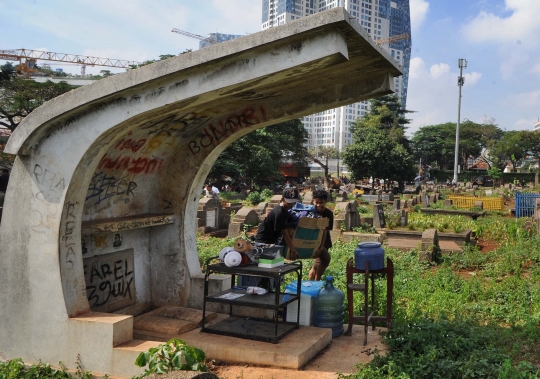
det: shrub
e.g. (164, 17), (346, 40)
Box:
(135, 338), (208, 376)
(260, 188), (273, 201)
(246, 191), (262, 205)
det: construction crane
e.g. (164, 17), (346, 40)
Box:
(375, 33), (410, 46)
(0, 49), (141, 77)
(171, 28), (218, 46)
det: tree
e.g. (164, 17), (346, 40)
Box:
(207, 119), (309, 187)
(354, 94), (413, 151)
(308, 146), (338, 178)
(411, 123), (456, 169)
(100, 70), (113, 77)
(484, 131), (527, 172)
(0, 65), (77, 131)
(369, 94), (412, 130)
(412, 121), (503, 170)
(341, 126), (415, 182)
(342, 94), (415, 181)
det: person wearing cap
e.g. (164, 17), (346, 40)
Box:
(255, 188), (301, 259)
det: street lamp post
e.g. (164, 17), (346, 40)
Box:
(453, 58), (467, 184)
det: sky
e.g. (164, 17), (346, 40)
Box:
(1, 0), (539, 136)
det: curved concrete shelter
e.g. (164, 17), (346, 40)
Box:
(0, 8), (401, 377)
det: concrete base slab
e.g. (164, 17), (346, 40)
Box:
(386, 238), (463, 253)
(134, 313), (331, 369)
(215, 324), (388, 379)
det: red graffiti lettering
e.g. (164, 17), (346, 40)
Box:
(97, 155), (164, 175)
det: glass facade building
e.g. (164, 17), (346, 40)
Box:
(261, 0), (411, 150)
(199, 32), (245, 49)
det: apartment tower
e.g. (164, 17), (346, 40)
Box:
(261, 0), (411, 150)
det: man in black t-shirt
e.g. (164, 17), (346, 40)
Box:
(308, 189), (334, 280)
(255, 188), (301, 259)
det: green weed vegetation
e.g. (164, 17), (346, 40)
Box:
(198, 214), (540, 378)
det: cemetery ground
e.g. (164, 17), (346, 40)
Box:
(196, 191), (540, 378)
(4, 189), (540, 379)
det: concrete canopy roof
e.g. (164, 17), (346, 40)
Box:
(6, 7), (401, 155)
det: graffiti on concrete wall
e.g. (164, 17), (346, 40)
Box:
(187, 106), (267, 155)
(85, 171), (137, 206)
(83, 249), (135, 312)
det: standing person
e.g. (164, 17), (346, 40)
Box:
(204, 183), (220, 199)
(308, 189), (334, 280)
(255, 188), (301, 259)
(0, 168), (10, 207)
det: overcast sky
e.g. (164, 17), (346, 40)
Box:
(1, 0), (539, 136)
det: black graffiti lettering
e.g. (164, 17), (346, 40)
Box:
(101, 263), (112, 279)
(125, 259), (133, 276)
(90, 263), (102, 284)
(200, 130), (214, 148)
(188, 141), (200, 155)
(127, 181), (137, 197)
(86, 171), (137, 205)
(124, 277), (133, 299)
(64, 221), (74, 236)
(87, 285), (99, 307)
(66, 203), (76, 219)
(98, 281), (112, 305)
(114, 260), (123, 280)
(163, 199), (172, 210)
(33, 164), (43, 183)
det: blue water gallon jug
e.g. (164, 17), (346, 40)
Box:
(355, 242), (385, 270)
(313, 276), (344, 338)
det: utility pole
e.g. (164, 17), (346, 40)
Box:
(453, 58), (467, 184)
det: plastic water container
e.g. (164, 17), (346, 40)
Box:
(355, 242), (385, 270)
(313, 276), (344, 338)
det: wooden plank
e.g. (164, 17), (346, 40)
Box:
(81, 213), (174, 234)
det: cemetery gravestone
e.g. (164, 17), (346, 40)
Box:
(373, 204), (386, 228)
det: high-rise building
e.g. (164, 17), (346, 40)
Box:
(261, 0), (411, 150)
(200, 32), (245, 49)
(534, 119), (540, 132)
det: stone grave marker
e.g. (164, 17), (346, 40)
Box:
(373, 204), (386, 228)
(334, 201), (361, 231)
(399, 209), (408, 226)
(197, 197), (223, 232)
(303, 191), (313, 205)
(381, 193), (395, 201)
(228, 207), (260, 238)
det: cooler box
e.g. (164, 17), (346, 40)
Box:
(284, 280), (324, 326)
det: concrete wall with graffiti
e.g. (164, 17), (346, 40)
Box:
(0, 8), (402, 377)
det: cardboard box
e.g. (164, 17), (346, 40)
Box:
(285, 217), (330, 259)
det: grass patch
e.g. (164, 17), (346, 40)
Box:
(195, 214), (540, 377)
